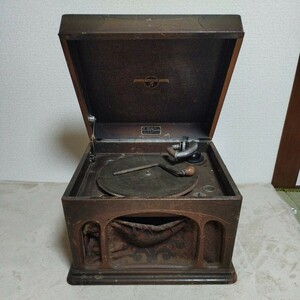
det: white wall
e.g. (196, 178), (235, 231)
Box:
(1, 1), (299, 184)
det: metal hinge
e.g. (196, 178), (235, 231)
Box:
(87, 114), (96, 162)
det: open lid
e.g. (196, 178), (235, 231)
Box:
(59, 15), (244, 140)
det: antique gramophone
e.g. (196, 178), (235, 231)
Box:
(59, 15), (244, 284)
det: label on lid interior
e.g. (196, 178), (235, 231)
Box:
(141, 126), (161, 135)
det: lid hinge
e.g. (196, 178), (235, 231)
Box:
(87, 115), (96, 162)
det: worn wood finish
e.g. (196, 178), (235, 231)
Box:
(59, 15), (244, 39)
(59, 15), (244, 140)
(62, 142), (242, 285)
(59, 39), (92, 137)
(209, 38), (243, 138)
(59, 15), (244, 285)
(272, 55), (300, 188)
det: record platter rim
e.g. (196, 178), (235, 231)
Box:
(96, 155), (199, 197)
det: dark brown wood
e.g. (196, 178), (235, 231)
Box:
(209, 38), (243, 138)
(59, 15), (243, 285)
(59, 15), (244, 140)
(62, 142), (242, 284)
(59, 15), (244, 38)
(272, 55), (300, 188)
(59, 39), (92, 137)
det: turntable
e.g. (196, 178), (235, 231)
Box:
(59, 15), (244, 284)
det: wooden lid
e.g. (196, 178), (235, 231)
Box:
(59, 15), (244, 140)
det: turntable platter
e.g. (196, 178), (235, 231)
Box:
(96, 155), (198, 197)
